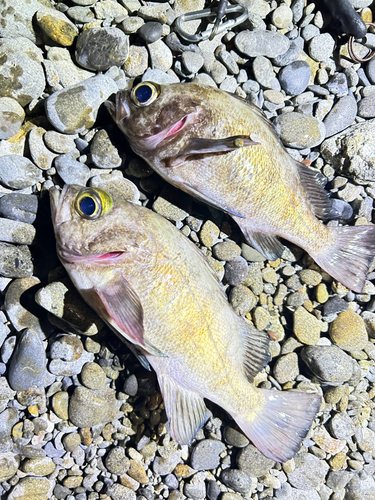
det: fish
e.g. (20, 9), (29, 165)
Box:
(106, 81), (375, 293)
(50, 184), (321, 462)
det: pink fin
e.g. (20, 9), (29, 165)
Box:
(313, 225), (375, 293)
(82, 273), (164, 357)
(234, 390), (321, 463)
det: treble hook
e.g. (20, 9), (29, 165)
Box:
(174, 3), (248, 43)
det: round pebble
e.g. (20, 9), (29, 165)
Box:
(0, 97), (25, 140)
(138, 22), (163, 43)
(229, 285), (257, 315)
(329, 309), (368, 351)
(293, 306), (323, 344)
(221, 469), (255, 495)
(55, 154), (91, 185)
(237, 444), (275, 477)
(81, 362), (107, 390)
(90, 129), (122, 169)
(279, 61), (311, 96)
(224, 257), (249, 286)
(272, 4), (293, 29)
(190, 439), (225, 471)
(274, 112), (326, 149)
(273, 352), (299, 384)
(301, 345), (353, 385)
(105, 446), (130, 475)
(252, 56), (278, 89)
(0, 155), (43, 189)
(308, 33), (335, 62)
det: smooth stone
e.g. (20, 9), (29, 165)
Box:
(190, 439), (225, 471)
(0, 0), (53, 42)
(52, 391), (69, 420)
(81, 362), (107, 390)
(287, 453), (329, 489)
(272, 36), (304, 67)
(67, 5), (95, 23)
(153, 451), (181, 475)
(273, 352), (299, 384)
(0, 218), (35, 245)
(148, 39), (173, 71)
(323, 297), (348, 317)
(105, 446), (130, 475)
(0, 37), (45, 106)
(366, 56), (375, 84)
(213, 241), (241, 261)
(237, 444), (275, 477)
(68, 386), (121, 428)
(298, 269), (322, 286)
(93, 0), (127, 19)
(0, 243), (33, 278)
(184, 474), (206, 499)
(330, 198), (353, 220)
(123, 45), (149, 78)
(6, 477), (54, 500)
(341, 471), (375, 500)
(221, 469), (255, 495)
(323, 95), (358, 138)
(301, 345), (353, 385)
(358, 94), (375, 118)
(252, 56), (279, 89)
(182, 51), (204, 74)
(362, 311), (375, 338)
(216, 50), (239, 75)
(47, 46), (95, 87)
(35, 7), (78, 46)
(274, 112), (326, 149)
(0, 408), (19, 440)
(8, 329), (47, 391)
(105, 484), (136, 500)
(141, 68), (179, 84)
(49, 344), (94, 377)
(45, 74), (117, 134)
(301, 24), (320, 42)
(44, 130), (77, 153)
(21, 457), (56, 476)
(235, 30), (290, 58)
(0, 452), (20, 482)
(225, 257), (249, 286)
(199, 220), (220, 247)
(329, 413), (355, 441)
(271, 4), (293, 29)
(4, 278), (43, 337)
(55, 154), (91, 185)
(62, 432), (81, 452)
(230, 285), (258, 315)
(123, 374), (138, 396)
(121, 16), (145, 34)
(0, 194), (38, 224)
(223, 426), (249, 448)
(28, 127), (58, 170)
(138, 22), (163, 43)
(90, 129), (122, 169)
(152, 196), (188, 222)
(293, 306), (323, 345)
(329, 309), (368, 351)
(0, 155), (42, 189)
(75, 27), (129, 71)
(279, 61), (311, 96)
(90, 172), (140, 203)
(0, 97), (25, 140)
(327, 73), (348, 95)
(308, 33), (335, 61)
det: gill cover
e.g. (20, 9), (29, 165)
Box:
(75, 188), (113, 220)
(131, 82), (160, 107)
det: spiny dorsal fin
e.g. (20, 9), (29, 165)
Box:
(241, 322), (270, 382)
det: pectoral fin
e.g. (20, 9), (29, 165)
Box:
(171, 135), (260, 166)
(236, 223), (285, 261)
(159, 374), (211, 445)
(82, 273), (165, 357)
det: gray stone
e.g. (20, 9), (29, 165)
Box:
(182, 51), (204, 74)
(141, 68), (179, 84)
(190, 439), (225, 470)
(287, 453), (329, 489)
(224, 257), (249, 286)
(0, 155), (43, 189)
(148, 39), (173, 72)
(345, 472), (375, 500)
(252, 56), (279, 89)
(229, 285), (257, 315)
(0, 0), (54, 42)
(273, 352), (299, 384)
(235, 30), (290, 58)
(153, 451), (181, 475)
(301, 345), (353, 385)
(327, 73), (348, 95)
(44, 131), (78, 154)
(47, 46), (94, 87)
(106, 484), (136, 500)
(0, 218), (35, 245)
(308, 33), (335, 62)
(279, 61), (311, 96)
(139, 22), (163, 43)
(105, 446), (130, 475)
(272, 36), (304, 67)
(0, 408), (18, 440)
(330, 198), (353, 220)
(358, 94), (375, 118)
(68, 386), (121, 428)
(0, 194), (38, 224)
(123, 374), (138, 396)
(8, 329), (47, 391)
(90, 129), (122, 169)
(0, 243), (33, 278)
(89, 172), (139, 203)
(301, 25), (320, 42)
(75, 27), (129, 71)
(55, 154), (91, 185)
(0, 97), (25, 140)
(123, 45), (149, 78)
(329, 413), (355, 440)
(221, 469), (255, 495)
(274, 112), (326, 149)
(28, 126), (58, 171)
(323, 95), (357, 138)
(326, 470), (353, 491)
(323, 297), (348, 317)
(237, 444), (275, 477)
(184, 474), (206, 499)
(0, 452), (20, 482)
(45, 74), (117, 134)
(366, 56), (375, 84)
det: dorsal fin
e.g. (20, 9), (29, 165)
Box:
(241, 321), (270, 382)
(295, 160), (336, 219)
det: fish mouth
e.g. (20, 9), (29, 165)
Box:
(59, 249), (125, 264)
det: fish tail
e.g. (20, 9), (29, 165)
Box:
(233, 390), (321, 463)
(312, 224), (375, 293)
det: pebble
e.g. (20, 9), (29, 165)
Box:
(273, 112), (326, 149)
(229, 285), (257, 315)
(62, 432), (81, 452)
(0, 97), (25, 140)
(221, 469), (255, 495)
(0, 0), (52, 42)
(90, 172), (140, 204)
(199, 220), (220, 247)
(308, 33), (335, 62)
(52, 391), (69, 420)
(45, 74), (117, 134)
(55, 154), (91, 185)
(148, 40), (173, 72)
(301, 345), (353, 385)
(47, 46), (95, 87)
(252, 56), (279, 89)
(68, 386), (121, 428)
(358, 94), (375, 118)
(224, 257), (249, 286)
(21, 456), (56, 476)
(287, 452), (329, 489)
(298, 269), (322, 286)
(190, 439), (225, 471)
(35, 7), (78, 46)
(184, 474), (206, 499)
(105, 446), (130, 475)
(75, 27), (129, 71)
(329, 309), (368, 351)
(293, 306), (324, 345)
(0, 155), (42, 189)
(273, 352), (299, 384)
(152, 196), (188, 222)
(279, 61), (311, 96)
(0, 452), (19, 482)
(223, 426), (249, 448)
(153, 451), (181, 476)
(237, 444), (275, 477)
(272, 36), (304, 67)
(123, 45), (149, 78)
(90, 129), (122, 169)
(44, 130), (78, 154)
(0, 218), (35, 245)
(28, 126), (58, 170)
(0, 243), (33, 278)
(271, 4), (293, 29)
(67, 5), (95, 23)
(139, 22), (163, 43)
(7, 477), (54, 500)
(235, 30), (290, 58)
(327, 73), (348, 96)
(182, 51), (204, 74)
(0, 37), (45, 106)
(0, 407), (19, 440)
(323, 95), (358, 138)
(81, 362), (107, 390)
(323, 297), (348, 318)
(8, 329), (47, 391)
(213, 241), (241, 261)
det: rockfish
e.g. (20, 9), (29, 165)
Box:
(50, 184), (321, 462)
(107, 81), (375, 292)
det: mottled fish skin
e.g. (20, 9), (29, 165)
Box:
(108, 82), (375, 293)
(50, 184), (321, 462)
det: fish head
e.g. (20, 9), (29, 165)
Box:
(107, 82), (210, 162)
(50, 184), (151, 266)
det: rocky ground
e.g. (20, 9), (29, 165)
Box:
(1, 0), (375, 499)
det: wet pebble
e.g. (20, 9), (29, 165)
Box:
(330, 309), (368, 351)
(139, 22), (163, 43)
(274, 112), (325, 149)
(301, 345), (353, 385)
(0, 97), (25, 140)
(190, 439), (225, 471)
(323, 95), (357, 138)
(45, 74), (117, 134)
(81, 362), (107, 390)
(90, 129), (122, 169)
(279, 61), (311, 96)
(221, 469), (255, 495)
(55, 154), (91, 185)
(75, 27), (129, 71)
(271, 3), (293, 29)
(0, 155), (42, 189)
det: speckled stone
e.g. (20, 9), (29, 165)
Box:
(273, 352), (299, 384)
(6, 477), (54, 500)
(90, 129), (122, 169)
(301, 345), (353, 385)
(279, 61), (311, 96)
(287, 453), (329, 489)
(46, 46), (94, 88)
(199, 220), (220, 247)
(229, 285), (257, 315)
(62, 432), (81, 452)
(190, 439), (225, 471)
(213, 241), (241, 261)
(81, 362), (107, 390)
(237, 444), (275, 477)
(308, 33), (335, 62)
(36, 8), (78, 46)
(44, 130), (77, 154)
(329, 309), (368, 351)
(221, 469), (255, 495)
(105, 446), (130, 475)
(0, 243), (33, 278)
(298, 269), (322, 286)
(225, 257), (249, 286)
(293, 306), (323, 344)
(252, 56), (279, 89)
(106, 484), (136, 500)
(0, 97), (25, 140)
(90, 172), (140, 204)
(316, 283), (329, 303)
(0, 155), (43, 189)
(148, 39), (173, 72)
(52, 391), (69, 420)
(235, 30), (290, 58)
(75, 27), (129, 71)
(0, 218), (35, 245)
(274, 112), (325, 149)
(123, 45), (149, 78)
(323, 95), (358, 138)
(0, 452), (20, 482)
(68, 386), (121, 428)
(55, 154), (91, 185)
(21, 457), (56, 476)
(152, 196), (188, 222)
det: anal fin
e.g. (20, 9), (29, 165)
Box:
(241, 322), (270, 382)
(236, 223), (285, 261)
(158, 375), (211, 445)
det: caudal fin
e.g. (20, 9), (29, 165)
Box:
(234, 389), (321, 463)
(313, 225), (375, 293)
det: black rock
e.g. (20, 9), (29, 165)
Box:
(138, 22), (163, 44)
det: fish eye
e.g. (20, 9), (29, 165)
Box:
(131, 82), (160, 107)
(75, 188), (113, 220)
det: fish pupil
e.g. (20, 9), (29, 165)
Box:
(135, 85), (152, 103)
(80, 196), (96, 216)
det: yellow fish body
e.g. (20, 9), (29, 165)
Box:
(107, 81), (375, 292)
(50, 184), (321, 462)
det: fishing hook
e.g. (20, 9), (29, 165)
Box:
(348, 22), (375, 63)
